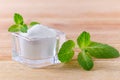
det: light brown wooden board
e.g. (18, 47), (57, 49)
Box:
(1, 0), (120, 79)
(0, 59), (120, 80)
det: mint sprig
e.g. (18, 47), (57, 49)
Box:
(86, 41), (120, 58)
(14, 13), (24, 25)
(77, 31), (90, 49)
(8, 24), (20, 32)
(8, 13), (40, 33)
(30, 22), (40, 27)
(58, 40), (75, 63)
(78, 51), (93, 70)
(58, 31), (120, 70)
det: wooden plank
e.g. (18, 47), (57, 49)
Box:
(0, 60), (120, 80)
(1, 0), (120, 18)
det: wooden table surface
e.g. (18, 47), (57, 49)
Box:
(1, 0), (120, 80)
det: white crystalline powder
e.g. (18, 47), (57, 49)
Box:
(19, 24), (57, 60)
(20, 24), (56, 39)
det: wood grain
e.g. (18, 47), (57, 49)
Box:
(1, 0), (120, 80)
(0, 60), (120, 80)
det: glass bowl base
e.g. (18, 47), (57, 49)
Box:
(12, 54), (60, 68)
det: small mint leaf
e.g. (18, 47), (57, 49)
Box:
(20, 24), (28, 33)
(8, 24), (20, 32)
(77, 31), (90, 49)
(14, 13), (24, 24)
(30, 22), (40, 27)
(78, 51), (94, 70)
(58, 40), (75, 63)
(86, 42), (120, 58)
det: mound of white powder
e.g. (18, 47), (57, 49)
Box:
(20, 24), (56, 39)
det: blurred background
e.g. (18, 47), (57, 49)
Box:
(1, 0), (120, 60)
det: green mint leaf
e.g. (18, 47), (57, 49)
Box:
(14, 13), (24, 24)
(8, 24), (20, 32)
(77, 31), (90, 49)
(78, 51), (94, 70)
(58, 40), (75, 63)
(30, 22), (40, 27)
(86, 42), (120, 58)
(20, 24), (28, 33)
